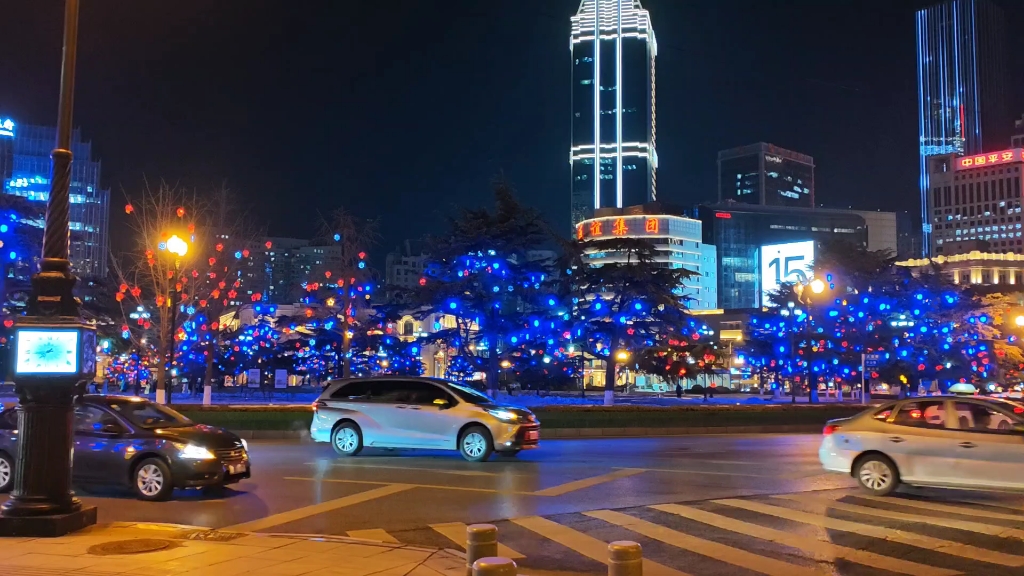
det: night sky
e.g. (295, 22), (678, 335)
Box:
(2, 1), (1023, 258)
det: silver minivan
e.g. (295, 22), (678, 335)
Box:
(310, 377), (540, 461)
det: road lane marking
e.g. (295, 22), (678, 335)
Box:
(616, 466), (771, 478)
(221, 483), (412, 532)
(309, 462), (497, 477)
(651, 503), (959, 576)
(585, 509), (818, 576)
(857, 495), (1024, 522)
(285, 476), (534, 495)
(346, 528), (400, 543)
(715, 498), (1024, 567)
(532, 469), (645, 497)
(429, 522), (525, 559)
(511, 515), (690, 576)
(774, 494), (1024, 539)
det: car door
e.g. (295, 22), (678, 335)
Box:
(358, 380), (418, 447)
(882, 399), (964, 485)
(73, 405), (111, 481)
(392, 381), (461, 449)
(951, 400), (1024, 489)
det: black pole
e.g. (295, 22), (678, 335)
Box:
(0, 0), (96, 536)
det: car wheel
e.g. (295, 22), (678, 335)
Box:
(855, 454), (899, 496)
(332, 422), (363, 456)
(0, 451), (13, 493)
(133, 458), (174, 501)
(459, 426), (493, 462)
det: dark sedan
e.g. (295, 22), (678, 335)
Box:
(0, 395), (250, 501)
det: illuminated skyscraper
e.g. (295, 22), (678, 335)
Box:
(569, 0), (657, 230)
(916, 0), (1007, 256)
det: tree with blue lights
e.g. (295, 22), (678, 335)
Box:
(412, 182), (567, 395)
(565, 237), (711, 405)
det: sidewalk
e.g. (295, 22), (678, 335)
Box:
(2, 522), (466, 576)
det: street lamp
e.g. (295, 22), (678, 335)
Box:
(809, 278), (826, 294)
(0, 0), (98, 536)
(1015, 315), (1024, 327)
(615, 350), (630, 362)
(166, 234), (188, 257)
(158, 232), (190, 405)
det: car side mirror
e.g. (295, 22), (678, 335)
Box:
(101, 423), (123, 434)
(433, 398), (450, 409)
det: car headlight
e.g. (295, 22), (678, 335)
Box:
(175, 443), (216, 460)
(486, 409), (520, 423)
(240, 439), (248, 452)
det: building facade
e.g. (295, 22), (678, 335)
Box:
(569, 0), (657, 230)
(916, 0), (1007, 255)
(897, 251), (1024, 286)
(0, 119), (110, 277)
(697, 204), (870, 310)
(576, 205), (718, 310)
(849, 210), (899, 255)
(718, 143), (814, 208)
(925, 148), (1024, 256)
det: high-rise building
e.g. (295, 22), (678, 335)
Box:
(569, 0), (657, 230)
(916, 0), (1007, 255)
(0, 118), (110, 277)
(717, 143), (814, 208)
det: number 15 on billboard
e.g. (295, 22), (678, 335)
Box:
(760, 241), (815, 306)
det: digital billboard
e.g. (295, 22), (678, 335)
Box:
(760, 240), (814, 306)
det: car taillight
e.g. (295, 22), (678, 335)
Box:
(313, 400), (326, 412)
(823, 424), (840, 436)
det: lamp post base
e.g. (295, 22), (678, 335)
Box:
(0, 506), (96, 537)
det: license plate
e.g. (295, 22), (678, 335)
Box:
(526, 430), (539, 441)
(228, 463), (247, 474)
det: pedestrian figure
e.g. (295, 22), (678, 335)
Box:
(675, 382), (682, 399)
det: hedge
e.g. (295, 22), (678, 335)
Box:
(176, 403), (868, 431)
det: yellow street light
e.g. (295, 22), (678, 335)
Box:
(1015, 315), (1024, 327)
(500, 359), (512, 368)
(166, 234), (189, 257)
(615, 350), (630, 361)
(809, 278), (826, 294)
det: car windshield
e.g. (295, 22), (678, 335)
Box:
(446, 382), (495, 405)
(106, 399), (192, 429)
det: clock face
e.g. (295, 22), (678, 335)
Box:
(15, 330), (79, 374)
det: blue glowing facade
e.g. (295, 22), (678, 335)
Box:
(0, 121), (110, 277)
(916, 0), (1007, 256)
(570, 0), (657, 231)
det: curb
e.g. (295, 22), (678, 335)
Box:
(230, 424), (823, 440)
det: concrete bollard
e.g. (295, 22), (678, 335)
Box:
(466, 524), (499, 576)
(472, 557), (517, 576)
(608, 541), (643, 576)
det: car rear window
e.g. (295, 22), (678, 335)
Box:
(872, 403), (896, 421)
(330, 381), (370, 400)
(891, 400), (948, 429)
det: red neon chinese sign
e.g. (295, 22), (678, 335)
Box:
(645, 218), (659, 233)
(715, 212), (732, 218)
(576, 224), (584, 240)
(590, 221), (602, 236)
(612, 218), (628, 236)
(957, 148), (1024, 169)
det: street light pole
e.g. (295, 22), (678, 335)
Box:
(0, 0), (97, 536)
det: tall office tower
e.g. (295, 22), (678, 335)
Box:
(717, 143), (814, 208)
(0, 119), (110, 277)
(916, 0), (1007, 255)
(569, 0), (657, 230)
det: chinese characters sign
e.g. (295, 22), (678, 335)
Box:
(956, 148), (1024, 170)
(576, 216), (666, 240)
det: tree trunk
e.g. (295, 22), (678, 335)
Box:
(156, 304), (170, 405)
(342, 334), (352, 379)
(488, 353), (499, 398)
(603, 356), (616, 406)
(203, 338), (215, 405)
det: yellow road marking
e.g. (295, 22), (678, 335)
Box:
(585, 509), (818, 576)
(221, 484), (412, 532)
(774, 494), (1024, 539)
(857, 495), (1024, 522)
(511, 516), (690, 576)
(346, 528), (400, 543)
(285, 476), (534, 495)
(312, 462), (497, 477)
(716, 498), (1024, 567)
(532, 469), (645, 497)
(652, 503), (959, 576)
(429, 522), (525, 559)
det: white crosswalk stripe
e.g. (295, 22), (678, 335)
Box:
(363, 490), (1024, 575)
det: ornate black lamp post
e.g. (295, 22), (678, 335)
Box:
(0, 0), (98, 537)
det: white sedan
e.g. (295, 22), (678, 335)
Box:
(819, 396), (1024, 495)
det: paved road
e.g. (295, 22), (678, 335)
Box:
(4, 434), (1024, 575)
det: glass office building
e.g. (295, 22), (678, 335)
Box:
(718, 143), (814, 208)
(570, 0), (658, 230)
(916, 0), (1007, 255)
(0, 120), (110, 277)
